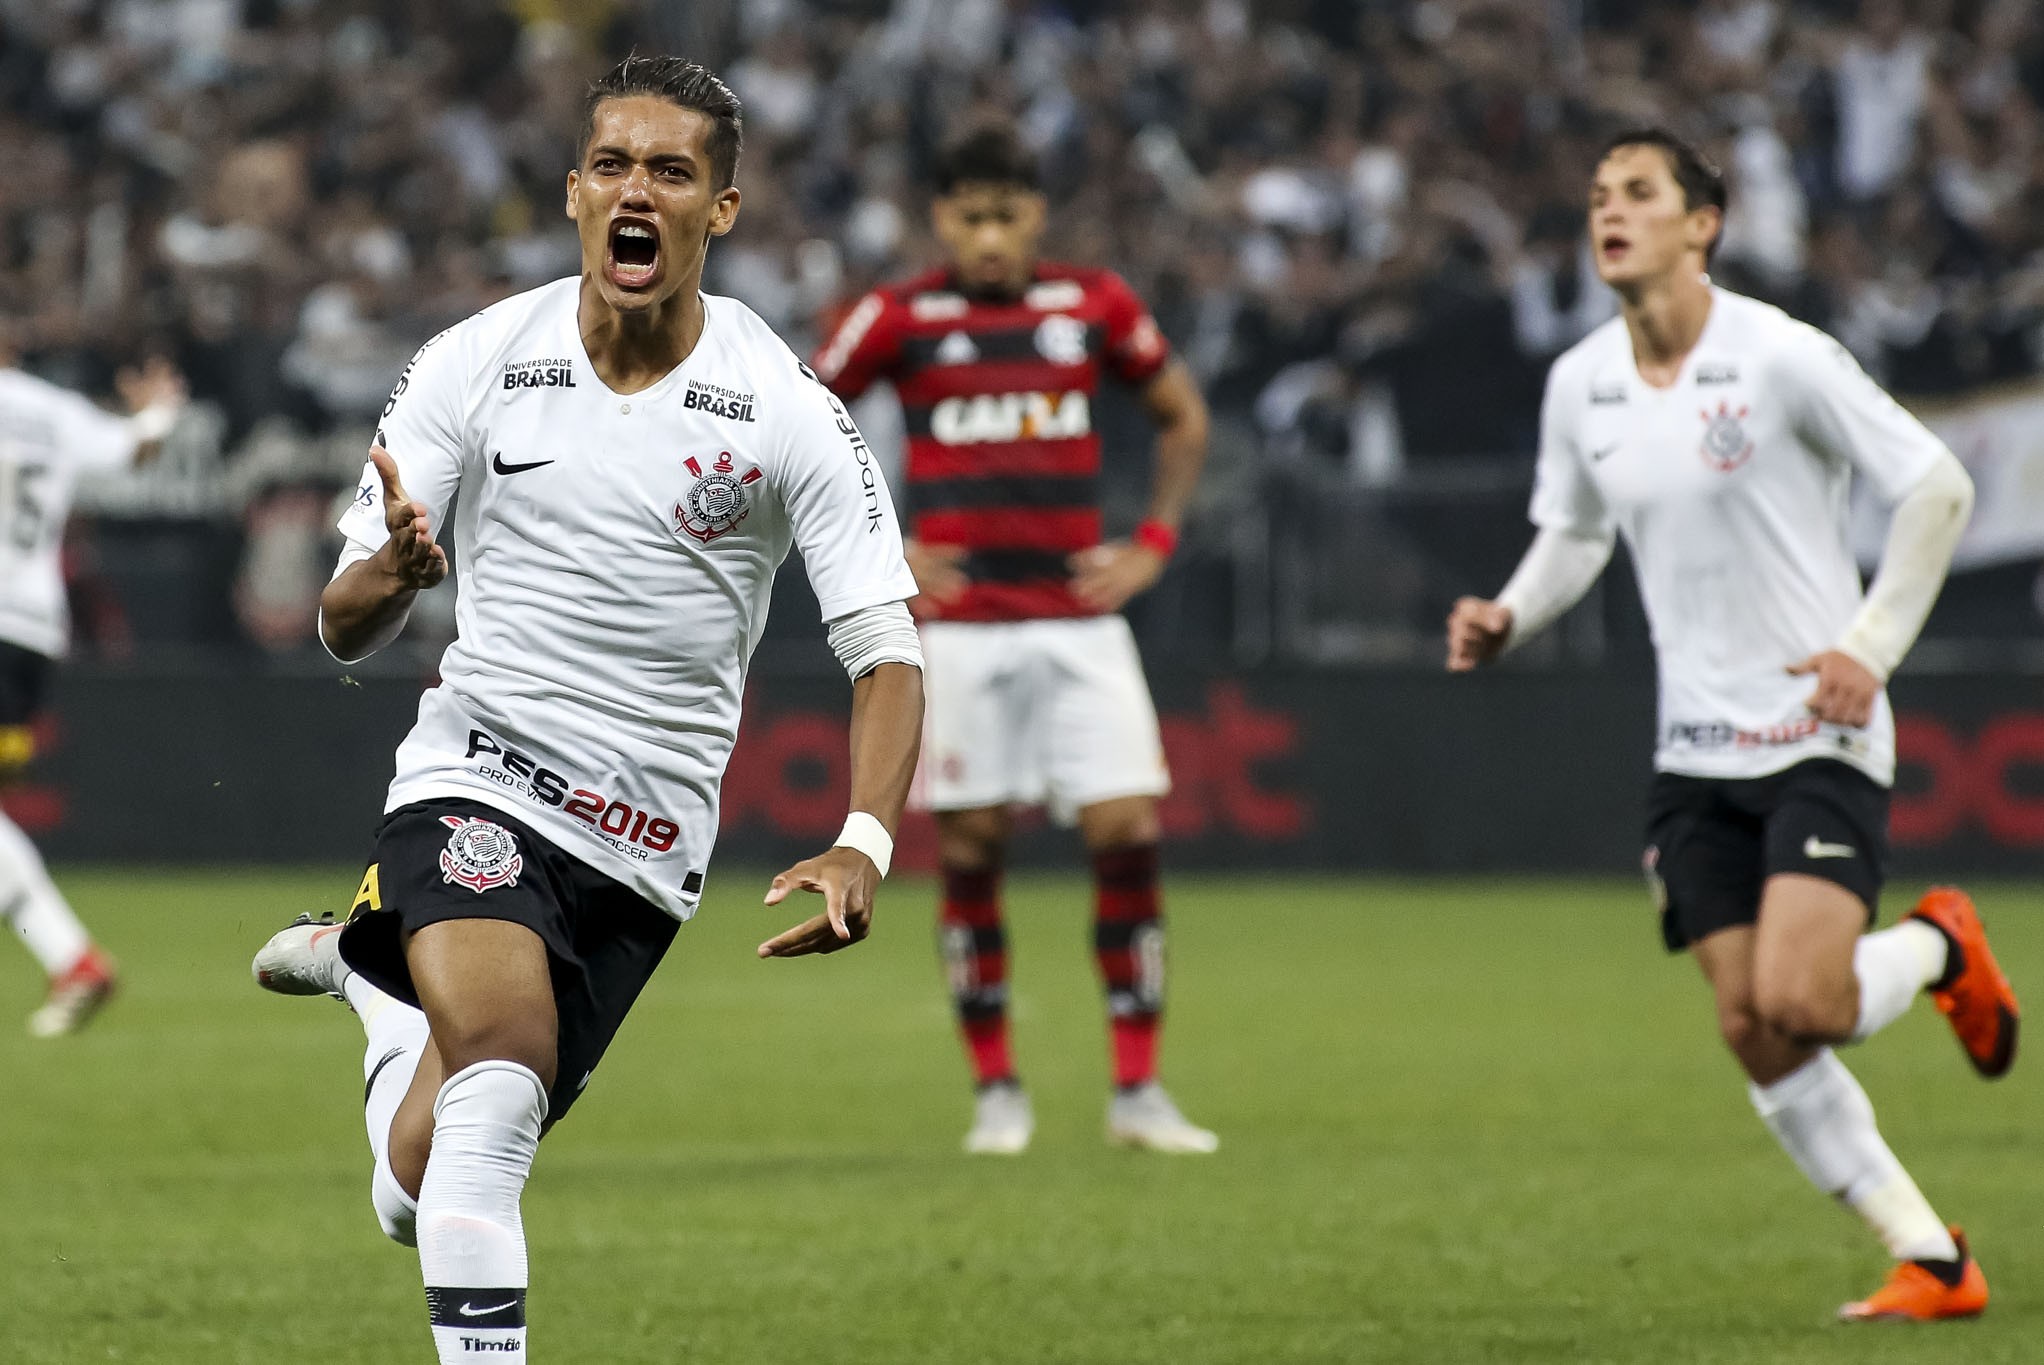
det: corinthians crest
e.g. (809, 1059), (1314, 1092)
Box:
(1698, 400), (1754, 472)
(675, 450), (764, 543)
(439, 815), (523, 893)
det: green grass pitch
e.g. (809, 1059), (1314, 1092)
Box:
(3, 869), (2040, 1364)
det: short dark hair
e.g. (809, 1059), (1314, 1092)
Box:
(581, 55), (743, 190)
(934, 122), (1040, 195)
(1598, 127), (1726, 216)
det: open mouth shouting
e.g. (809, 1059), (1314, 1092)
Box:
(1599, 232), (1632, 265)
(607, 217), (662, 291)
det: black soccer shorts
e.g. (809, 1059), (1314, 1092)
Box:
(1644, 758), (1890, 953)
(0, 639), (53, 771)
(337, 797), (679, 1122)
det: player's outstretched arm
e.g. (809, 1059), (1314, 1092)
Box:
(319, 446), (449, 661)
(758, 659), (923, 958)
(1072, 359), (1209, 612)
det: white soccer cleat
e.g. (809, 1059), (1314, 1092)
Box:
(251, 912), (351, 999)
(963, 1081), (1034, 1155)
(1107, 1082), (1219, 1154)
(27, 946), (118, 1038)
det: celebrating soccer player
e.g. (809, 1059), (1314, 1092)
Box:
(1447, 129), (2018, 1322)
(0, 340), (183, 1036)
(249, 57), (924, 1362)
(812, 123), (1215, 1155)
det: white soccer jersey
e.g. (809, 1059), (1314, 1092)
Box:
(0, 369), (139, 658)
(1530, 287), (1947, 786)
(336, 279), (918, 920)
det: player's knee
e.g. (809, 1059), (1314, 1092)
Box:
(1751, 977), (1848, 1043)
(423, 1062), (549, 1205)
(938, 838), (998, 872)
(371, 1153), (418, 1247)
(937, 809), (1008, 869)
(1080, 799), (1159, 850)
(433, 1058), (549, 1130)
(1715, 998), (1763, 1054)
(430, 1020), (558, 1094)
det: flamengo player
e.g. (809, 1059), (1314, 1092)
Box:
(1448, 129), (2018, 1322)
(0, 344), (183, 1036)
(813, 123), (1214, 1154)
(249, 58), (922, 1363)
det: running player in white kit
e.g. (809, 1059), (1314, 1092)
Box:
(249, 58), (923, 1363)
(1447, 129), (2018, 1323)
(0, 342), (183, 1036)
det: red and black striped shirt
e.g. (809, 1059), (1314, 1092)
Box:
(811, 263), (1171, 621)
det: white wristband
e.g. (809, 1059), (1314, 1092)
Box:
(834, 811), (893, 878)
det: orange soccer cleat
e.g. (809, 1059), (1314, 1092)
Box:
(1908, 887), (2019, 1078)
(1838, 1228), (1988, 1323)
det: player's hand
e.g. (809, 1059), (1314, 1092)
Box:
(904, 539), (968, 612)
(114, 356), (186, 414)
(757, 846), (878, 958)
(371, 445), (447, 591)
(1069, 541), (1165, 613)
(1787, 649), (1879, 728)
(1446, 597), (1513, 671)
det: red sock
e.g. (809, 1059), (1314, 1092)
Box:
(939, 864), (1012, 1086)
(1093, 844), (1163, 1089)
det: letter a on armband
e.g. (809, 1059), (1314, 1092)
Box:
(351, 863), (383, 918)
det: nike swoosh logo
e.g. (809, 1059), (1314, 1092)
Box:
(492, 452), (555, 475)
(1803, 836), (1856, 860)
(459, 1301), (519, 1318)
(1591, 444), (1619, 462)
(362, 1047), (407, 1105)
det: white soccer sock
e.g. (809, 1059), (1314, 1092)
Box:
(349, 972), (429, 1246)
(0, 807), (90, 975)
(342, 967), (389, 1028)
(418, 1060), (547, 1363)
(1850, 921), (1948, 1042)
(1749, 1049), (1959, 1263)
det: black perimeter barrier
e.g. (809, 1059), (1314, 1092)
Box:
(7, 665), (2040, 880)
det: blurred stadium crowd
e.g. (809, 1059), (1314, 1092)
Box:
(2, 0), (2041, 658)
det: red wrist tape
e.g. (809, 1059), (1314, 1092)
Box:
(1133, 519), (1179, 559)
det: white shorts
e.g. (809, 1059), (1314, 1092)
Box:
(917, 616), (1170, 823)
